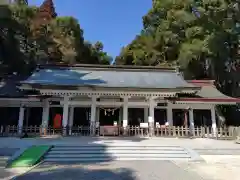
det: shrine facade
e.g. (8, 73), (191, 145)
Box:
(0, 64), (239, 136)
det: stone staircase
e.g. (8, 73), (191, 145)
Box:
(0, 156), (9, 167)
(44, 144), (194, 162)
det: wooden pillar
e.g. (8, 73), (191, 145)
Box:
(90, 96), (97, 135)
(62, 96), (69, 135)
(18, 106), (25, 134)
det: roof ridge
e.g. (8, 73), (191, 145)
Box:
(38, 63), (177, 72)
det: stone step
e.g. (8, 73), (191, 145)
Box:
(44, 145), (193, 162)
(54, 145), (181, 148)
(48, 150), (188, 154)
(52, 146), (184, 151)
(0, 156), (9, 167)
(44, 157), (192, 162)
(45, 153), (191, 158)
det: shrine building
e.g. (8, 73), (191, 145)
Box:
(0, 64), (239, 135)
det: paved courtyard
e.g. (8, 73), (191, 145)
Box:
(0, 137), (240, 179)
(15, 161), (204, 180)
(14, 158), (240, 180)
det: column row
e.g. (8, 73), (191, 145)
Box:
(17, 98), (217, 136)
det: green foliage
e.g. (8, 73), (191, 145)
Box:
(116, 0), (240, 96)
(0, 1), (112, 76)
(0, 4), (33, 75)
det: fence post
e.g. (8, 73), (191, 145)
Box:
(236, 127), (240, 143)
(172, 126), (176, 137)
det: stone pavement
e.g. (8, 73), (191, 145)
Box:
(0, 137), (240, 180)
(15, 161), (204, 180)
(1, 137), (240, 149)
(0, 148), (30, 180)
(15, 158), (240, 180)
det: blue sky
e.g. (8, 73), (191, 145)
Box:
(28, 0), (152, 58)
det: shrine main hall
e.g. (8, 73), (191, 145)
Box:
(0, 64), (239, 135)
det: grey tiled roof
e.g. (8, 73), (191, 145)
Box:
(197, 86), (233, 99)
(22, 66), (197, 89)
(0, 76), (25, 97)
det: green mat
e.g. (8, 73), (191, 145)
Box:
(9, 145), (52, 168)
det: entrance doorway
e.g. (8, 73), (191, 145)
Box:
(128, 108), (144, 126)
(24, 107), (42, 126)
(0, 107), (19, 126)
(173, 109), (188, 126)
(73, 107), (91, 126)
(155, 109), (167, 125)
(99, 107), (120, 126)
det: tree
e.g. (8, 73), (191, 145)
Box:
(116, 0), (200, 70)
(80, 41), (112, 65)
(36, 0), (56, 21)
(116, 0), (240, 97)
(1, 1), (112, 75)
(13, 0), (28, 5)
(29, 0), (111, 65)
(30, 0), (59, 63)
(50, 16), (84, 64)
(0, 4), (32, 75)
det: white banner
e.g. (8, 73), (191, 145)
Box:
(140, 123), (148, 128)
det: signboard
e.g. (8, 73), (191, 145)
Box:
(156, 122), (160, 128)
(123, 120), (128, 128)
(140, 123), (148, 128)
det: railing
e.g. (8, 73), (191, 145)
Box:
(0, 125), (41, 137)
(0, 125), (240, 140)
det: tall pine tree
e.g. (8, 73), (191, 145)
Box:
(31, 0), (59, 64)
(34, 0), (57, 26)
(14, 0), (28, 5)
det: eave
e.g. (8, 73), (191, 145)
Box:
(169, 97), (240, 105)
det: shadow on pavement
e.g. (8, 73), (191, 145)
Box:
(44, 138), (116, 165)
(0, 148), (19, 156)
(0, 164), (13, 180)
(0, 148), (20, 179)
(1, 136), (147, 179)
(15, 163), (137, 180)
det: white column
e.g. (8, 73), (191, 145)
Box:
(68, 107), (74, 135)
(167, 107), (173, 126)
(123, 97), (128, 128)
(90, 96), (97, 135)
(96, 107), (100, 127)
(211, 105), (217, 136)
(148, 98), (155, 136)
(18, 106), (25, 134)
(96, 107), (100, 124)
(148, 98), (155, 123)
(41, 99), (49, 128)
(62, 96), (69, 135)
(119, 108), (123, 125)
(189, 108), (194, 135)
(144, 107), (148, 123)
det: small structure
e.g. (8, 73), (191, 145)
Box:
(0, 64), (239, 136)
